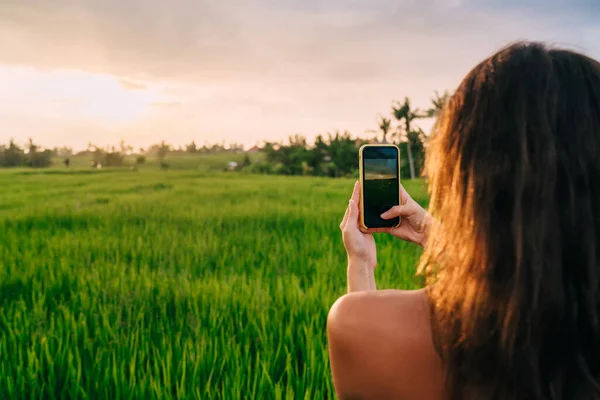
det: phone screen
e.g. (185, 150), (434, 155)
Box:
(362, 146), (400, 228)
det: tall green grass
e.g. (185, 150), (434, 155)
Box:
(0, 169), (428, 399)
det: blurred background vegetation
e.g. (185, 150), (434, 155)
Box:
(0, 92), (449, 180)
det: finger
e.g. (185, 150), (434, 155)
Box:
(368, 227), (391, 234)
(388, 226), (408, 238)
(399, 183), (410, 204)
(341, 182), (358, 230)
(345, 199), (359, 229)
(360, 228), (391, 233)
(359, 226), (381, 233)
(351, 181), (360, 205)
(340, 204), (350, 230)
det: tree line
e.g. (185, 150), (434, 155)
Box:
(0, 138), (247, 169)
(0, 139), (54, 168)
(253, 91), (449, 179)
(1, 91), (449, 179)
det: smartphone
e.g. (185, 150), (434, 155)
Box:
(359, 144), (401, 230)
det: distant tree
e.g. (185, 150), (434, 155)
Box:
(88, 144), (105, 167)
(283, 135), (310, 175)
(229, 143), (244, 153)
(0, 144), (4, 166)
(262, 142), (278, 164)
(119, 140), (133, 155)
(4, 139), (25, 167)
(186, 141), (198, 153)
(406, 128), (426, 177)
(366, 115), (393, 144)
(27, 138), (53, 168)
(242, 154), (251, 168)
(27, 137), (38, 155)
(199, 141), (210, 154)
(309, 134), (329, 175)
(209, 142), (225, 153)
(392, 98), (426, 179)
(0, 139), (51, 168)
(326, 131), (363, 177)
(256, 132), (366, 177)
(27, 138), (38, 167)
(104, 149), (124, 167)
(424, 90), (451, 146)
(426, 90), (450, 119)
(136, 155), (146, 165)
(157, 141), (170, 169)
(85, 144), (125, 167)
(54, 146), (73, 158)
(376, 115), (393, 143)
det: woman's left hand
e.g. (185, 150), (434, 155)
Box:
(340, 181), (377, 270)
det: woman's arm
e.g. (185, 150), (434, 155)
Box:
(340, 182), (377, 292)
(347, 259), (376, 292)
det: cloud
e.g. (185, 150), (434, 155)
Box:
(151, 101), (181, 108)
(53, 98), (83, 105)
(0, 1), (257, 81)
(1, 0), (597, 87)
(119, 80), (148, 91)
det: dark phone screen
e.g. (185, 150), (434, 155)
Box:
(362, 147), (400, 228)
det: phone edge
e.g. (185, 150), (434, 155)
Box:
(359, 145), (367, 230)
(358, 144), (401, 230)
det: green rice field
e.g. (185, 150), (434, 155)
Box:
(0, 167), (427, 399)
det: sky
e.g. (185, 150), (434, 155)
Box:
(0, 0), (599, 150)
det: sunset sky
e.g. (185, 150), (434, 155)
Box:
(1, 0), (599, 150)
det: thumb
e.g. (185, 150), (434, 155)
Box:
(381, 205), (402, 219)
(381, 204), (414, 219)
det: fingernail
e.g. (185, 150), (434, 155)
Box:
(380, 212), (387, 218)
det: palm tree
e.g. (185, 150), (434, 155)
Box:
(426, 90), (450, 137)
(119, 139), (134, 155)
(27, 138), (38, 167)
(27, 138), (38, 154)
(377, 115), (392, 143)
(366, 115), (393, 143)
(427, 90), (450, 117)
(392, 97), (425, 179)
(158, 141), (170, 163)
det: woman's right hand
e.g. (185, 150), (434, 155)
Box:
(373, 184), (432, 247)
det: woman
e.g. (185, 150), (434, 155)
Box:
(328, 42), (600, 400)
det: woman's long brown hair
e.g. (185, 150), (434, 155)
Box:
(421, 42), (600, 399)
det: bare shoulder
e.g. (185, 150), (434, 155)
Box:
(328, 289), (431, 336)
(327, 289), (444, 400)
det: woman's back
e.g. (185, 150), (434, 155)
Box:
(328, 289), (445, 399)
(329, 41), (600, 400)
